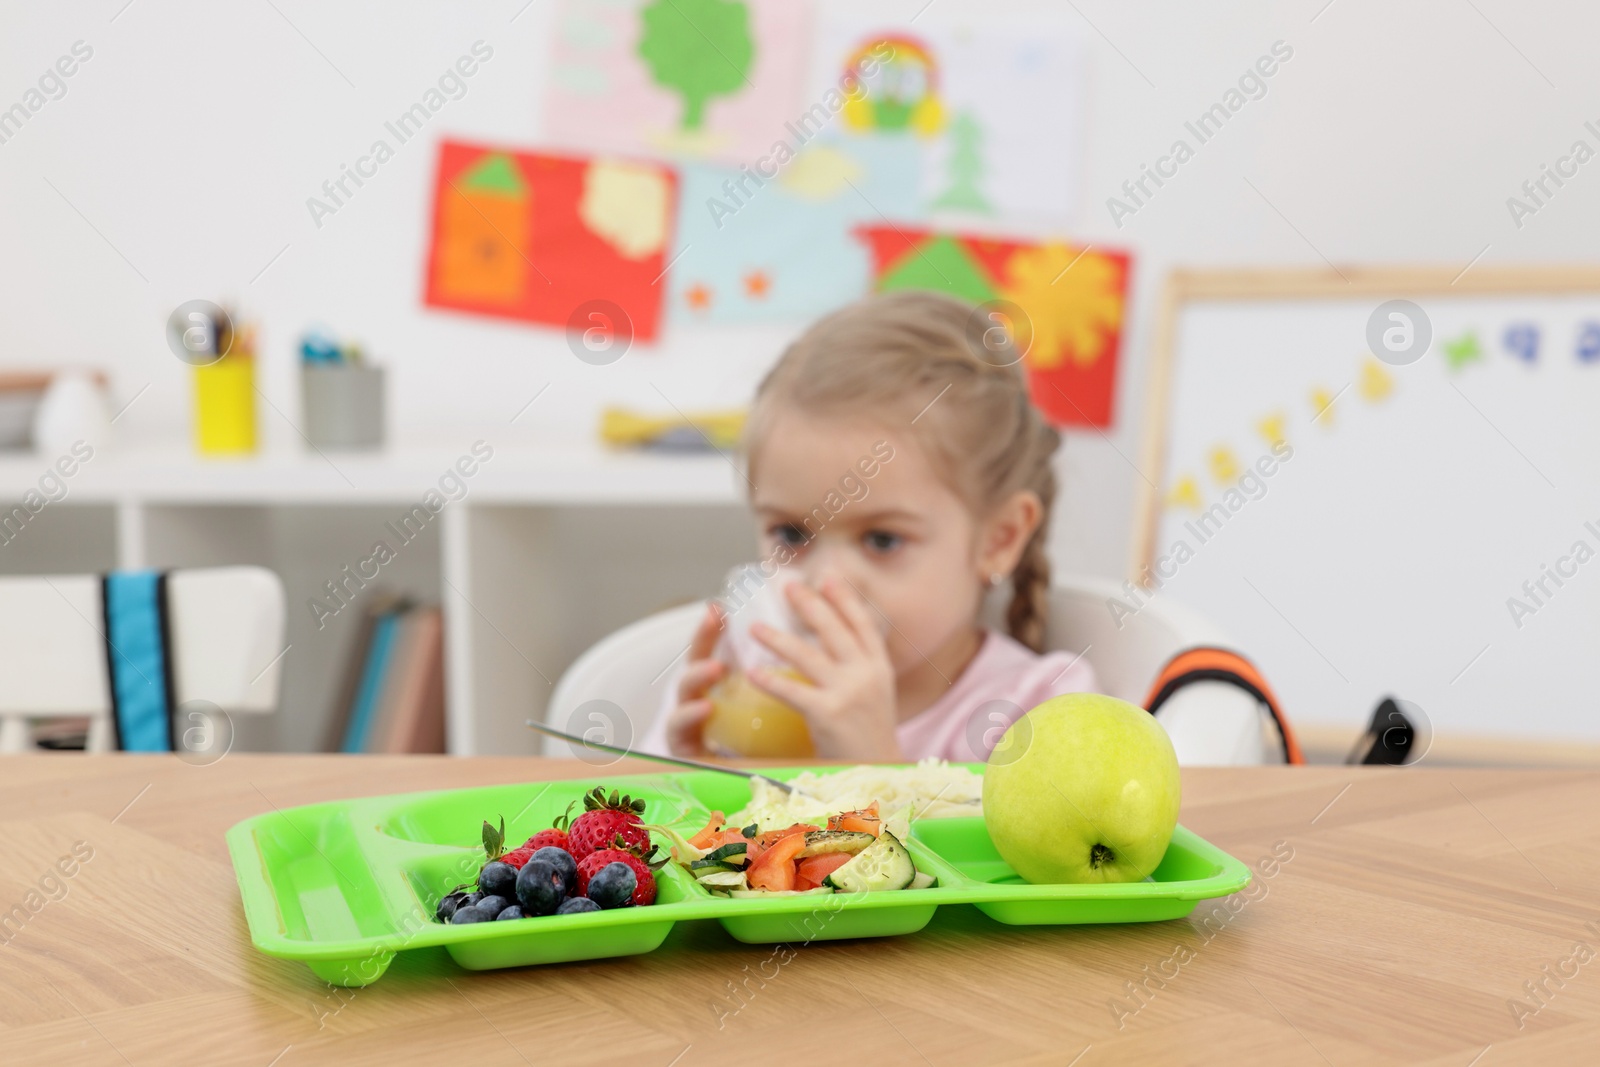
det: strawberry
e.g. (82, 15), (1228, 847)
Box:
(500, 845), (536, 869)
(566, 787), (650, 857)
(576, 847), (660, 906)
(482, 801), (578, 870)
(501, 828), (569, 869)
(523, 827), (570, 854)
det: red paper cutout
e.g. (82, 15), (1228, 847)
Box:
(424, 140), (677, 342)
(856, 225), (1131, 429)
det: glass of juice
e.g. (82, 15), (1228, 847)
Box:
(702, 668), (815, 758)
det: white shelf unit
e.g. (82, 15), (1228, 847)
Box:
(0, 445), (755, 754)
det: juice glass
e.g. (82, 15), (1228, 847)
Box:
(702, 669), (815, 758)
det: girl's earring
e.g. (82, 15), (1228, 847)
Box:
(989, 571), (1005, 587)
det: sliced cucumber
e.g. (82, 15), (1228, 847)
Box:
(796, 830), (876, 859)
(696, 870), (749, 889)
(908, 871), (937, 891)
(691, 861), (738, 876)
(728, 887), (832, 898)
(692, 842), (748, 867)
(823, 830), (916, 893)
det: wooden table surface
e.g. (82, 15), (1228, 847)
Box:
(3, 755), (1598, 1066)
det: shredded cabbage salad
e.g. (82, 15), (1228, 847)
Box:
(732, 759), (982, 832)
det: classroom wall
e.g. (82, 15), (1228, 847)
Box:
(4, 0), (1599, 734)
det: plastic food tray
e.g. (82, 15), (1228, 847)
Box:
(227, 766), (1251, 986)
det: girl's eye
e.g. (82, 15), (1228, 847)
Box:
(863, 530), (902, 553)
(769, 523), (807, 547)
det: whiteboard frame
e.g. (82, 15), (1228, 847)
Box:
(1130, 265), (1600, 582)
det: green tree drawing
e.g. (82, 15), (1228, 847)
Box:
(637, 0), (754, 131)
(932, 112), (992, 213)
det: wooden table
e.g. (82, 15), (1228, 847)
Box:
(3, 756), (1597, 1066)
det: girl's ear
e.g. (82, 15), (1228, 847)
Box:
(977, 490), (1043, 580)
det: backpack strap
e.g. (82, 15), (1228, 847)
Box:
(1144, 646), (1302, 765)
(101, 569), (179, 752)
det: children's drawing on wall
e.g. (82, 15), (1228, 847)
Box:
(667, 138), (921, 324)
(432, 152), (530, 307)
(806, 15), (1083, 221)
(541, 0), (813, 164)
(856, 226), (1130, 428)
(424, 140), (677, 341)
(838, 35), (946, 139)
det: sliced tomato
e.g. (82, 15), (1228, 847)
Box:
(688, 810), (727, 850)
(746, 823), (819, 863)
(794, 852), (852, 891)
(756, 823), (819, 847)
(828, 802), (881, 836)
(746, 833), (807, 892)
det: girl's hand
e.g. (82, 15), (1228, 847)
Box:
(663, 602), (726, 757)
(748, 577), (902, 761)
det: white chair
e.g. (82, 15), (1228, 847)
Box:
(546, 575), (1279, 766)
(0, 565), (287, 754)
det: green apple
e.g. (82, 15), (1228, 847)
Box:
(983, 693), (1181, 884)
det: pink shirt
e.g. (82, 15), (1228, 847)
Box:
(895, 630), (1096, 761)
(639, 629), (1096, 762)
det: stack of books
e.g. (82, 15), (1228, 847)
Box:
(325, 596), (447, 753)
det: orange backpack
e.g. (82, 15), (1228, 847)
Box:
(1143, 646), (1304, 765)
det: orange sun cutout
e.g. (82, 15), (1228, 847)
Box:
(685, 283), (712, 311)
(743, 270), (771, 299)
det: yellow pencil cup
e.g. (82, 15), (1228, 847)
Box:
(193, 354), (257, 454)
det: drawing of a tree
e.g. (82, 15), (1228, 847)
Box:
(932, 112), (992, 213)
(637, 0), (753, 131)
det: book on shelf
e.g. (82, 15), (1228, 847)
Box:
(323, 598), (388, 751)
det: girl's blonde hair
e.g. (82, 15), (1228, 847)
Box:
(747, 290), (1061, 651)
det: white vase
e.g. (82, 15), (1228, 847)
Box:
(33, 371), (111, 457)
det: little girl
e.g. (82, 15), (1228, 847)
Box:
(640, 290), (1096, 762)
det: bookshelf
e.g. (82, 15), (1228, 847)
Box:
(0, 444), (754, 755)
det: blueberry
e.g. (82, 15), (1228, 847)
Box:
(495, 904), (526, 920)
(586, 861), (637, 909)
(475, 895), (509, 917)
(450, 906), (493, 924)
(557, 896), (600, 915)
(462, 891), (484, 909)
(515, 859), (564, 916)
(533, 847), (578, 893)
(435, 890), (468, 923)
(478, 861), (517, 899)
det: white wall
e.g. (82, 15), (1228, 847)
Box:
(3, 0), (1599, 728)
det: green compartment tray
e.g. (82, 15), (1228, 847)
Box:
(226, 765), (1251, 986)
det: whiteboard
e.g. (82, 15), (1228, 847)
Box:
(1134, 269), (1600, 745)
